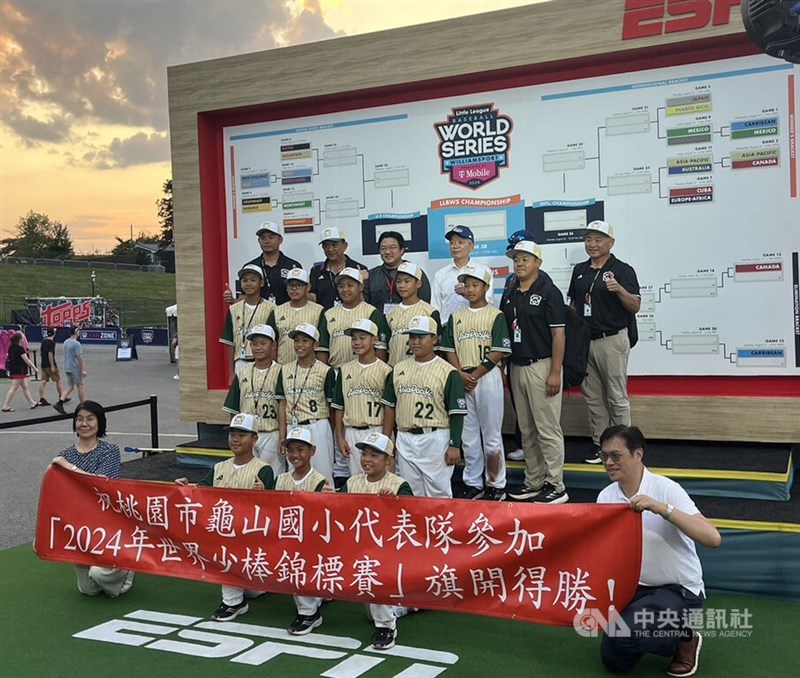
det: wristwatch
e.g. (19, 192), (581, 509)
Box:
(663, 503), (674, 521)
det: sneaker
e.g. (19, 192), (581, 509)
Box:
(38, 398), (51, 406)
(173, 374), (180, 380)
(288, 611), (322, 635)
(63, 397), (72, 403)
(211, 600), (249, 621)
(53, 401), (66, 415)
(458, 485), (485, 500)
(372, 627), (397, 650)
(667, 631), (703, 677)
(534, 483), (569, 504)
(585, 447), (603, 464)
(507, 485), (543, 501)
(483, 486), (507, 501)
(507, 448), (525, 461)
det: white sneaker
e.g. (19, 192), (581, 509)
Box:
(173, 374), (180, 380)
(507, 448), (524, 461)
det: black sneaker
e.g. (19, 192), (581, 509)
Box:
(63, 397), (72, 403)
(585, 447), (603, 464)
(53, 401), (66, 415)
(211, 600), (249, 621)
(534, 483), (569, 504)
(483, 487), (507, 501)
(458, 485), (485, 500)
(288, 611), (322, 635)
(38, 398), (51, 406)
(372, 627), (397, 650)
(507, 485), (543, 501)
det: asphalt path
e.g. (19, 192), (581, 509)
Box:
(0, 345), (196, 550)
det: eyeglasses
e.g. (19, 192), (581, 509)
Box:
(599, 452), (626, 463)
(379, 245), (400, 253)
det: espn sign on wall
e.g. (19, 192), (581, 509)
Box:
(622, 0), (742, 39)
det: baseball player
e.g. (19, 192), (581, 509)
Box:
(175, 412), (274, 622)
(385, 261), (440, 367)
(441, 265), (511, 501)
(332, 319), (393, 476)
(222, 324), (283, 476)
(381, 316), (468, 498)
(340, 432), (412, 650)
(220, 264), (276, 375)
(275, 323), (336, 484)
(267, 268), (326, 365)
(317, 267), (389, 368)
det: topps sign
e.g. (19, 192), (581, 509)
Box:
(435, 104), (513, 189)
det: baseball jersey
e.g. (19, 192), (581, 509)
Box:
(440, 305), (511, 369)
(220, 298), (276, 361)
(268, 301), (326, 365)
(386, 302), (441, 366)
(199, 457), (275, 490)
(331, 358), (392, 427)
(275, 359), (335, 423)
(382, 356), (468, 430)
(276, 468), (327, 492)
(432, 260), (495, 324)
(318, 302), (389, 368)
(343, 472), (413, 496)
(222, 362), (281, 432)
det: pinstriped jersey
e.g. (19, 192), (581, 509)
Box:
(382, 356), (468, 430)
(386, 302), (441, 366)
(275, 360), (335, 422)
(331, 358), (392, 427)
(222, 362), (281, 432)
(344, 472), (413, 496)
(268, 301), (325, 365)
(209, 457), (274, 490)
(440, 305), (512, 369)
(318, 302), (389, 368)
(275, 468), (327, 492)
(220, 298), (276, 361)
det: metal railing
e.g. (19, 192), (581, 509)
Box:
(1, 258), (167, 273)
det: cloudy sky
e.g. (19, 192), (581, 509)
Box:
(0, 0), (537, 252)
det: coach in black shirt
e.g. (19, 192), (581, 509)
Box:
(309, 226), (368, 310)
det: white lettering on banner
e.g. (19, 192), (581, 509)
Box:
(73, 610), (460, 675)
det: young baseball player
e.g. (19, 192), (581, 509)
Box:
(222, 324), (283, 476)
(317, 267), (389, 368)
(385, 261), (440, 367)
(332, 319), (393, 476)
(268, 268), (326, 365)
(220, 264), (276, 375)
(381, 316), (468, 498)
(275, 323), (336, 484)
(277, 427), (328, 636)
(441, 265), (512, 501)
(340, 432), (412, 650)
(175, 412), (274, 621)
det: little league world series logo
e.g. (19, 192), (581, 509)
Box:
(434, 104), (513, 190)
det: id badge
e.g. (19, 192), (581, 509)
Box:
(583, 304), (592, 318)
(383, 303), (398, 315)
(334, 299), (343, 308)
(268, 295), (276, 305)
(512, 320), (522, 343)
(291, 414), (299, 426)
(239, 348), (248, 360)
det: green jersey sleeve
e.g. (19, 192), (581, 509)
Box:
(331, 369), (344, 409)
(370, 309), (390, 349)
(491, 312), (512, 354)
(258, 466), (275, 490)
(223, 376), (241, 414)
(220, 309), (234, 345)
(275, 370), (285, 399)
(381, 371), (397, 407)
(317, 313), (331, 352)
(440, 316), (455, 352)
(324, 367), (336, 401)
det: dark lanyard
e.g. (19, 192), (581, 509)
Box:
(586, 269), (603, 305)
(384, 269), (398, 302)
(241, 299), (262, 337)
(252, 362), (274, 412)
(289, 361), (315, 418)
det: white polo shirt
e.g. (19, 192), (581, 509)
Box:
(432, 259), (495, 324)
(597, 467), (705, 596)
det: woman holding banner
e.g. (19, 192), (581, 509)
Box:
(49, 400), (134, 597)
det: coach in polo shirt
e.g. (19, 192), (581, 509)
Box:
(224, 221), (301, 306)
(502, 240), (568, 505)
(568, 220), (640, 463)
(432, 225), (494, 324)
(364, 231), (432, 313)
(309, 226), (369, 310)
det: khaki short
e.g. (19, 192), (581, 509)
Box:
(42, 367), (60, 382)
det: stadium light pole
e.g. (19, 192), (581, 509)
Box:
(91, 270), (96, 297)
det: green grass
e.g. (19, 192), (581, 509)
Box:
(0, 263), (176, 326)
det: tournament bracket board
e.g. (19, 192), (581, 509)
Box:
(221, 53), (800, 378)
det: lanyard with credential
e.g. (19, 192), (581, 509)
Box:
(385, 268), (398, 302)
(289, 361), (315, 424)
(585, 268), (603, 306)
(239, 300), (262, 358)
(252, 362), (275, 415)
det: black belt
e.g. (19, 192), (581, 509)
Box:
(350, 425), (371, 430)
(296, 419), (317, 426)
(591, 328), (623, 340)
(405, 427), (441, 435)
(510, 357), (546, 366)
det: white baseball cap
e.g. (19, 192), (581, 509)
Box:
(507, 240), (543, 261)
(229, 412), (258, 433)
(356, 432), (394, 457)
(344, 318), (379, 337)
(404, 315), (438, 336)
(285, 427), (314, 446)
(288, 323), (320, 342)
(238, 264), (264, 279)
(334, 267), (363, 284)
(246, 324), (276, 341)
(286, 268), (310, 284)
(319, 226), (346, 243)
(396, 261), (423, 281)
(585, 220), (615, 239)
(256, 221), (281, 236)
(457, 265), (491, 286)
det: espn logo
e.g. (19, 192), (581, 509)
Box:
(621, 0), (742, 40)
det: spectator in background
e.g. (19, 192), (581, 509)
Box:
(2, 331), (39, 411)
(172, 334), (180, 381)
(364, 231), (431, 313)
(39, 328), (63, 405)
(54, 326), (86, 414)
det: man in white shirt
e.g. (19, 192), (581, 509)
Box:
(596, 425), (721, 677)
(432, 225), (494, 324)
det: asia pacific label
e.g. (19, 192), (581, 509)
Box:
(434, 104), (513, 190)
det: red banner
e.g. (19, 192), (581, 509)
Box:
(35, 467), (641, 626)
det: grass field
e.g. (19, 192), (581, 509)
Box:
(0, 263), (176, 326)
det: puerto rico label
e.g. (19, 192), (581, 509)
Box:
(435, 103), (513, 190)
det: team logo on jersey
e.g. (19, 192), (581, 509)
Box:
(280, 268), (290, 278)
(529, 295), (542, 306)
(502, 338), (511, 348)
(602, 271), (615, 283)
(457, 398), (467, 409)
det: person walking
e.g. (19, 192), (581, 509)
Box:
(54, 326), (86, 414)
(2, 332), (39, 411)
(38, 328), (63, 405)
